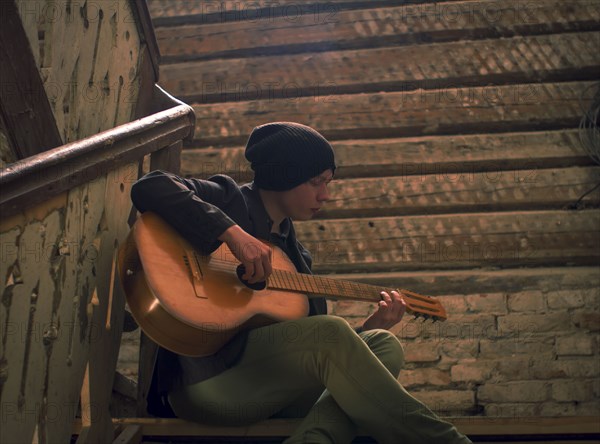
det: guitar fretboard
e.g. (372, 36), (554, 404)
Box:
(268, 269), (386, 302)
(267, 269), (445, 319)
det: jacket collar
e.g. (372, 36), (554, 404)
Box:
(242, 181), (291, 241)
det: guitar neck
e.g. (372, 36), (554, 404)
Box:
(269, 269), (384, 302)
(268, 269), (446, 320)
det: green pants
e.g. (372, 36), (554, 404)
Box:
(169, 315), (471, 444)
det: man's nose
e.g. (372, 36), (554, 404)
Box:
(318, 184), (330, 201)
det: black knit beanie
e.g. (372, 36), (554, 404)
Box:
(244, 122), (336, 191)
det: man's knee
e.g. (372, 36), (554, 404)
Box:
(307, 315), (355, 345)
(361, 329), (405, 376)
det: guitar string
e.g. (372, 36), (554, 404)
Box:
(204, 257), (375, 300)
(192, 257), (376, 300)
(187, 256), (439, 311)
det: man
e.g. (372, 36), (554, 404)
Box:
(131, 122), (471, 443)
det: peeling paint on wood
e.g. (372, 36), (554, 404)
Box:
(0, 162), (137, 443)
(15, 0), (142, 145)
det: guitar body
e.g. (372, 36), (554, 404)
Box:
(118, 212), (309, 357)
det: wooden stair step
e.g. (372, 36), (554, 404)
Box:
(190, 81), (595, 147)
(177, 164), (600, 218)
(293, 209), (600, 272)
(149, 0), (454, 27)
(154, 0), (600, 62)
(72, 416), (600, 441)
(328, 265), (600, 297)
(314, 166), (600, 218)
(181, 129), (594, 180)
(161, 31), (600, 101)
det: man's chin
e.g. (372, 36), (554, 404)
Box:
(293, 212), (315, 221)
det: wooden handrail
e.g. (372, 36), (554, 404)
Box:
(0, 86), (195, 217)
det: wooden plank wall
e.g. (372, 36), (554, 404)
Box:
(16, 0), (143, 144)
(146, 0), (600, 417)
(0, 2), (155, 443)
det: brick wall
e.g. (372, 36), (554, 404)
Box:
(330, 288), (600, 417)
(117, 286), (599, 417)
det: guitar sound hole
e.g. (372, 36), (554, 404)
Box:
(236, 264), (267, 290)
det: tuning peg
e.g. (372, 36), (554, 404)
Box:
(422, 314), (430, 321)
(431, 316), (438, 323)
(413, 313), (420, 320)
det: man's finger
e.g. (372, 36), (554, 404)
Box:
(250, 261), (265, 283)
(263, 252), (273, 278)
(243, 262), (255, 281)
(380, 291), (392, 302)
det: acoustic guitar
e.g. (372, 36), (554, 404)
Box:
(117, 212), (447, 357)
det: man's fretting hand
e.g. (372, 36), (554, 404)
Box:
(219, 225), (273, 284)
(361, 290), (407, 331)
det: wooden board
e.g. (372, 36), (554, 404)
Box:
(0, 0), (63, 158)
(314, 166), (600, 218)
(154, 0), (600, 61)
(0, 161), (139, 444)
(0, 2), (154, 442)
(293, 209), (600, 272)
(0, 179), (105, 443)
(180, 129), (593, 180)
(76, 163), (137, 444)
(72, 415), (600, 437)
(148, 0), (441, 26)
(329, 266), (600, 297)
(160, 31), (600, 101)
(179, 164), (600, 217)
(190, 81), (595, 146)
(26, 0), (143, 143)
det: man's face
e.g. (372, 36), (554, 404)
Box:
(279, 169), (334, 220)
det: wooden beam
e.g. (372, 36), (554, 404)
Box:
(154, 0), (600, 60)
(190, 81), (595, 146)
(131, 0), (161, 82)
(294, 209), (600, 272)
(133, 46), (160, 120)
(0, 0), (63, 158)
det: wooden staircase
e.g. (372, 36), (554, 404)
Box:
(112, 0), (600, 441)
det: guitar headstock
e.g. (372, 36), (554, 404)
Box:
(396, 288), (447, 322)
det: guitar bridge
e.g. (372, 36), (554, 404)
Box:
(183, 251), (207, 298)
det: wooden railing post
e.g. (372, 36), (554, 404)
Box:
(134, 139), (184, 418)
(136, 333), (159, 417)
(150, 141), (183, 174)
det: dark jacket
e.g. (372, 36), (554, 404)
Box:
(130, 170), (327, 416)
